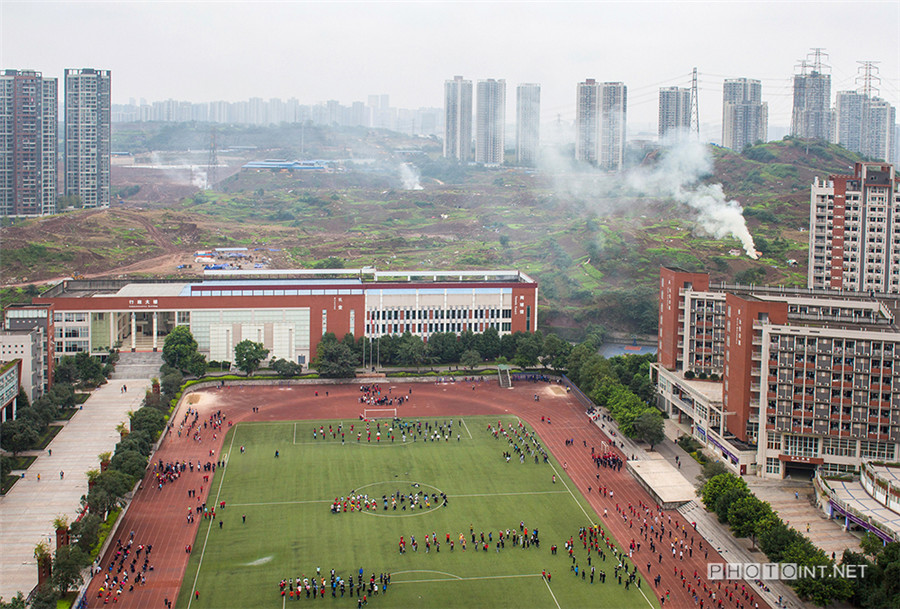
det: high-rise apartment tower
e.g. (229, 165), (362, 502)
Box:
(791, 50), (832, 141)
(722, 78), (768, 150)
(658, 86), (691, 140)
(833, 92), (896, 165)
(598, 82), (627, 172)
(0, 70), (57, 217)
(475, 79), (506, 165)
(65, 68), (111, 209)
(516, 84), (540, 167)
(575, 79), (600, 165)
(444, 76), (473, 162)
(808, 162), (900, 294)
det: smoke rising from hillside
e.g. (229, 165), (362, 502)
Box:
(540, 137), (758, 258)
(399, 163), (423, 190)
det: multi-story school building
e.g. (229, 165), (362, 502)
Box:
(3, 269), (538, 377)
(652, 266), (900, 479)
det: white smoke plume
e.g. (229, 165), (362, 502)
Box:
(540, 135), (758, 258)
(627, 137), (758, 258)
(399, 163), (423, 190)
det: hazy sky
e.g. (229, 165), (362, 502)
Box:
(2, 1), (898, 132)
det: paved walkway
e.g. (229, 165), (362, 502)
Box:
(0, 379), (148, 601)
(596, 415), (801, 609)
(749, 479), (861, 559)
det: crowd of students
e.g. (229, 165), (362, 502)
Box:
(94, 534), (154, 605)
(277, 569), (391, 604)
(487, 420), (549, 464)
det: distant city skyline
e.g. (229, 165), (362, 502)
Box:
(2, 1), (897, 133)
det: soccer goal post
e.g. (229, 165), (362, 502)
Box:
(363, 408), (397, 420)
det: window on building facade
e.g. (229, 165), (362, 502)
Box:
(822, 437), (857, 457)
(783, 435), (819, 457)
(860, 440), (895, 460)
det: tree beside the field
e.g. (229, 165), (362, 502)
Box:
(315, 337), (358, 378)
(52, 545), (90, 595)
(234, 340), (269, 376)
(728, 496), (774, 549)
(271, 358), (303, 377)
(397, 332), (426, 370)
(162, 326), (207, 376)
(632, 409), (665, 450)
(460, 349), (481, 370)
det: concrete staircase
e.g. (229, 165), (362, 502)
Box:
(498, 367), (512, 388)
(110, 351), (164, 380)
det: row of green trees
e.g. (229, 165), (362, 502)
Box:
(53, 351), (117, 388)
(699, 472), (852, 607)
(841, 533), (900, 608)
(313, 329), (579, 378)
(163, 326), (272, 378)
(565, 348), (664, 448)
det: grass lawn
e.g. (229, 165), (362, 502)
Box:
(1, 473), (21, 495)
(58, 408), (79, 421)
(177, 416), (657, 609)
(34, 424), (63, 450)
(8, 455), (37, 470)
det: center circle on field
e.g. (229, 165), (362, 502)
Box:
(345, 480), (444, 518)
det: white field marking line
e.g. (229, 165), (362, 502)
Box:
(293, 422), (297, 445)
(390, 573), (542, 584)
(543, 576), (561, 609)
(461, 417), (473, 439)
(391, 569), (462, 579)
(545, 462), (655, 609)
(187, 425), (238, 609)
(230, 499), (333, 507)
(547, 460), (595, 526)
(636, 579), (655, 609)
(230, 490), (569, 508)
(454, 490), (568, 498)
(282, 594), (286, 609)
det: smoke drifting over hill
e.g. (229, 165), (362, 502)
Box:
(399, 163), (423, 190)
(540, 137), (758, 258)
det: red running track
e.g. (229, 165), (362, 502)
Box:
(82, 380), (768, 609)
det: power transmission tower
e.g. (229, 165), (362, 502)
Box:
(206, 128), (218, 190)
(856, 61), (881, 98)
(689, 67), (700, 139)
(808, 47), (829, 74)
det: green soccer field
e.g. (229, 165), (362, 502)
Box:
(176, 416), (657, 609)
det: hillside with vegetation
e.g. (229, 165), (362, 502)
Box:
(0, 129), (864, 338)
